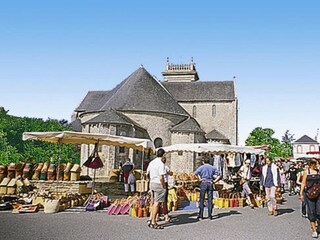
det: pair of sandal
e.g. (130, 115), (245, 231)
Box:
(148, 222), (164, 229)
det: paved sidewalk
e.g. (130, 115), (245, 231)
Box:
(0, 193), (312, 240)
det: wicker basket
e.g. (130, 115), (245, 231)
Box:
(0, 177), (10, 195)
(136, 180), (149, 192)
(44, 199), (60, 213)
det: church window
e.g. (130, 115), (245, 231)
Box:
(192, 105), (197, 118)
(154, 138), (163, 148)
(212, 105), (216, 117)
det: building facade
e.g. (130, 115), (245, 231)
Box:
(292, 135), (320, 159)
(72, 61), (238, 177)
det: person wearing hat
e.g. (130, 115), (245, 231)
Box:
(238, 159), (254, 208)
(288, 163), (298, 195)
(260, 158), (281, 216)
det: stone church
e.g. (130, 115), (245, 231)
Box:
(72, 61), (238, 177)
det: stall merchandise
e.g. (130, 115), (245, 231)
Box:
(0, 162), (86, 184)
(107, 195), (151, 217)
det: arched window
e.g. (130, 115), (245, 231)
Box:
(297, 145), (302, 154)
(192, 105), (197, 118)
(212, 105), (216, 117)
(310, 145), (315, 152)
(154, 138), (163, 148)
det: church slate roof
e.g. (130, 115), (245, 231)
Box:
(294, 135), (318, 144)
(100, 67), (189, 116)
(162, 81), (235, 101)
(206, 129), (229, 140)
(70, 118), (82, 132)
(75, 91), (113, 112)
(170, 117), (204, 133)
(84, 109), (142, 128)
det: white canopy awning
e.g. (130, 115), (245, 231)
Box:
(23, 131), (155, 152)
(159, 143), (265, 155)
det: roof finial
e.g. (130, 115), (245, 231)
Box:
(140, 64), (144, 68)
(167, 57), (170, 63)
(191, 57), (193, 63)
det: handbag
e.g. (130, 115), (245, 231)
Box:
(239, 178), (246, 185)
(128, 173), (136, 184)
(222, 193), (229, 208)
(306, 182), (320, 200)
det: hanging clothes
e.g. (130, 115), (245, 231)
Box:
(250, 154), (257, 168)
(228, 153), (236, 167)
(223, 155), (229, 180)
(235, 153), (242, 167)
(213, 155), (223, 175)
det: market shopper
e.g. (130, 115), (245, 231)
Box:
(296, 164), (307, 218)
(194, 157), (221, 220)
(278, 162), (287, 193)
(288, 163), (298, 195)
(260, 158), (281, 216)
(121, 158), (135, 196)
(300, 159), (320, 238)
(146, 148), (166, 229)
(161, 156), (173, 222)
(238, 159), (254, 208)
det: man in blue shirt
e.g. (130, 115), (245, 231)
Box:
(194, 157), (221, 220)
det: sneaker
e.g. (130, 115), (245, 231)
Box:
(197, 217), (203, 221)
(302, 214), (307, 218)
(312, 232), (318, 238)
(273, 210), (278, 216)
(268, 211), (273, 216)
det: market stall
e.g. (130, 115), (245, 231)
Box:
(158, 143), (266, 210)
(0, 131), (155, 213)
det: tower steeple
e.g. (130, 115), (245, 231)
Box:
(162, 58), (199, 82)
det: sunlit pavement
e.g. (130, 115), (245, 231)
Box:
(0, 193), (311, 240)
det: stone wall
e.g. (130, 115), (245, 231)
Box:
(124, 112), (184, 147)
(29, 180), (126, 196)
(179, 101), (238, 144)
(30, 180), (92, 194)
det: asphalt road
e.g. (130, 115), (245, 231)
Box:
(0, 193), (313, 240)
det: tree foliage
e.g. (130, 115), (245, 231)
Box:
(0, 107), (79, 165)
(245, 127), (293, 158)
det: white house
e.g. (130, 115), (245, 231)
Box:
(292, 135), (320, 159)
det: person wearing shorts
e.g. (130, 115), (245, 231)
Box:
(146, 148), (166, 229)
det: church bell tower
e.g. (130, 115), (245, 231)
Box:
(162, 57), (199, 82)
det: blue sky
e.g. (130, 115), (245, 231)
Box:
(1, 1), (320, 144)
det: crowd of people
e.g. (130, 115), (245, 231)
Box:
(125, 148), (320, 238)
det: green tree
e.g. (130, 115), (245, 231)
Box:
(245, 127), (293, 158)
(282, 130), (295, 144)
(0, 130), (22, 164)
(0, 107), (79, 165)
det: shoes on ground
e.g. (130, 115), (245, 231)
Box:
(197, 217), (203, 221)
(273, 210), (278, 216)
(268, 211), (273, 216)
(312, 232), (318, 238)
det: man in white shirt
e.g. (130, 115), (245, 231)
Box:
(238, 159), (254, 208)
(146, 148), (166, 229)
